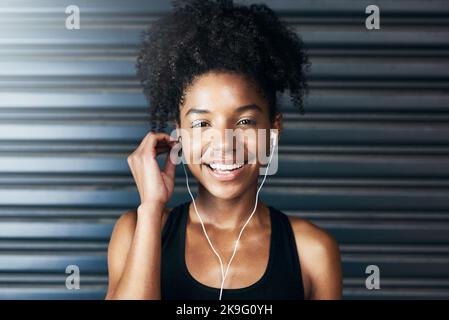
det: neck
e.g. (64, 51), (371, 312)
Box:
(190, 184), (265, 230)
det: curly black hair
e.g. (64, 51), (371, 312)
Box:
(136, 0), (310, 131)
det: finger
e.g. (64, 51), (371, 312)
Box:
(143, 132), (176, 157)
(155, 140), (178, 156)
(155, 145), (170, 155)
(163, 145), (178, 179)
(155, 138), (177, 149)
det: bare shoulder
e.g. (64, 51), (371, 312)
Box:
(287, 215), (339, 254)
(108, 206), (174, 258)
(287, 215), (342, 299)
(112, 206), (173, 233)
(105, 206), (172, 299)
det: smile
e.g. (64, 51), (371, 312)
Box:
(204, 161), (248, 181)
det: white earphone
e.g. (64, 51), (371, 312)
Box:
(179, 130), (278, 300)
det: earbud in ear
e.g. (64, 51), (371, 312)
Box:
(270, 131), (278, 155)
(176, 136), (183, 157)
(271, 131), (277, 146)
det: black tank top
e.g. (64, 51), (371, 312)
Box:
(161, 201), (305, 300)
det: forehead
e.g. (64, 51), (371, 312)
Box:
(181, 71), (267, 115)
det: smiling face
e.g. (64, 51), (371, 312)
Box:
(177, 71), (282, 200)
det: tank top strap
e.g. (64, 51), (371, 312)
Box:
(162, 201), (189, 250)
(267, 205), (304, 295)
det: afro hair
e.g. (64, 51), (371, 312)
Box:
(136, 0), (310, 131)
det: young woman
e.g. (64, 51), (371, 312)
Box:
(105, 0), (342, 300)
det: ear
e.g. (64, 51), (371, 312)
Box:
(175, 122), (181, 140)
(272, 112), (283, 143)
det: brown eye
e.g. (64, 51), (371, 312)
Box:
(237, 118), (256, 126)
(191, 120), (210, 128)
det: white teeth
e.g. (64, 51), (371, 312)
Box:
(209, 162), (244, 171)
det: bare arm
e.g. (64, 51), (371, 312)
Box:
(289, 217), (343, 300)
(307, 231), (342, 299)
(105, 203), (166, 300)
(105, 131), (178, 300)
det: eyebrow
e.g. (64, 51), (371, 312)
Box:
(184, 103), (263, 117)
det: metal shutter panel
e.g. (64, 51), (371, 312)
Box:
(0, 0), (448, 299)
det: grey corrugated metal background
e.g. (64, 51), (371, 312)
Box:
(0, 0), (448, 299)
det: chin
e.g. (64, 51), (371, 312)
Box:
(204, 184), (245, 201)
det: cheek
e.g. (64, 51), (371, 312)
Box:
(238, 131), (270, 165)
(243, 134), (258, 164)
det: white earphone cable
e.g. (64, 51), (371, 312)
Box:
(179, 133), (276, 300)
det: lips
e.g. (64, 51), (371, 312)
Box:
(209, 162), (244, 171)
(203, 160), (248, 181)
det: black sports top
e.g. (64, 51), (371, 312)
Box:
(161, 201), (305, 300)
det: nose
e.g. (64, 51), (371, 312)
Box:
(206, 129), (242, 162)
